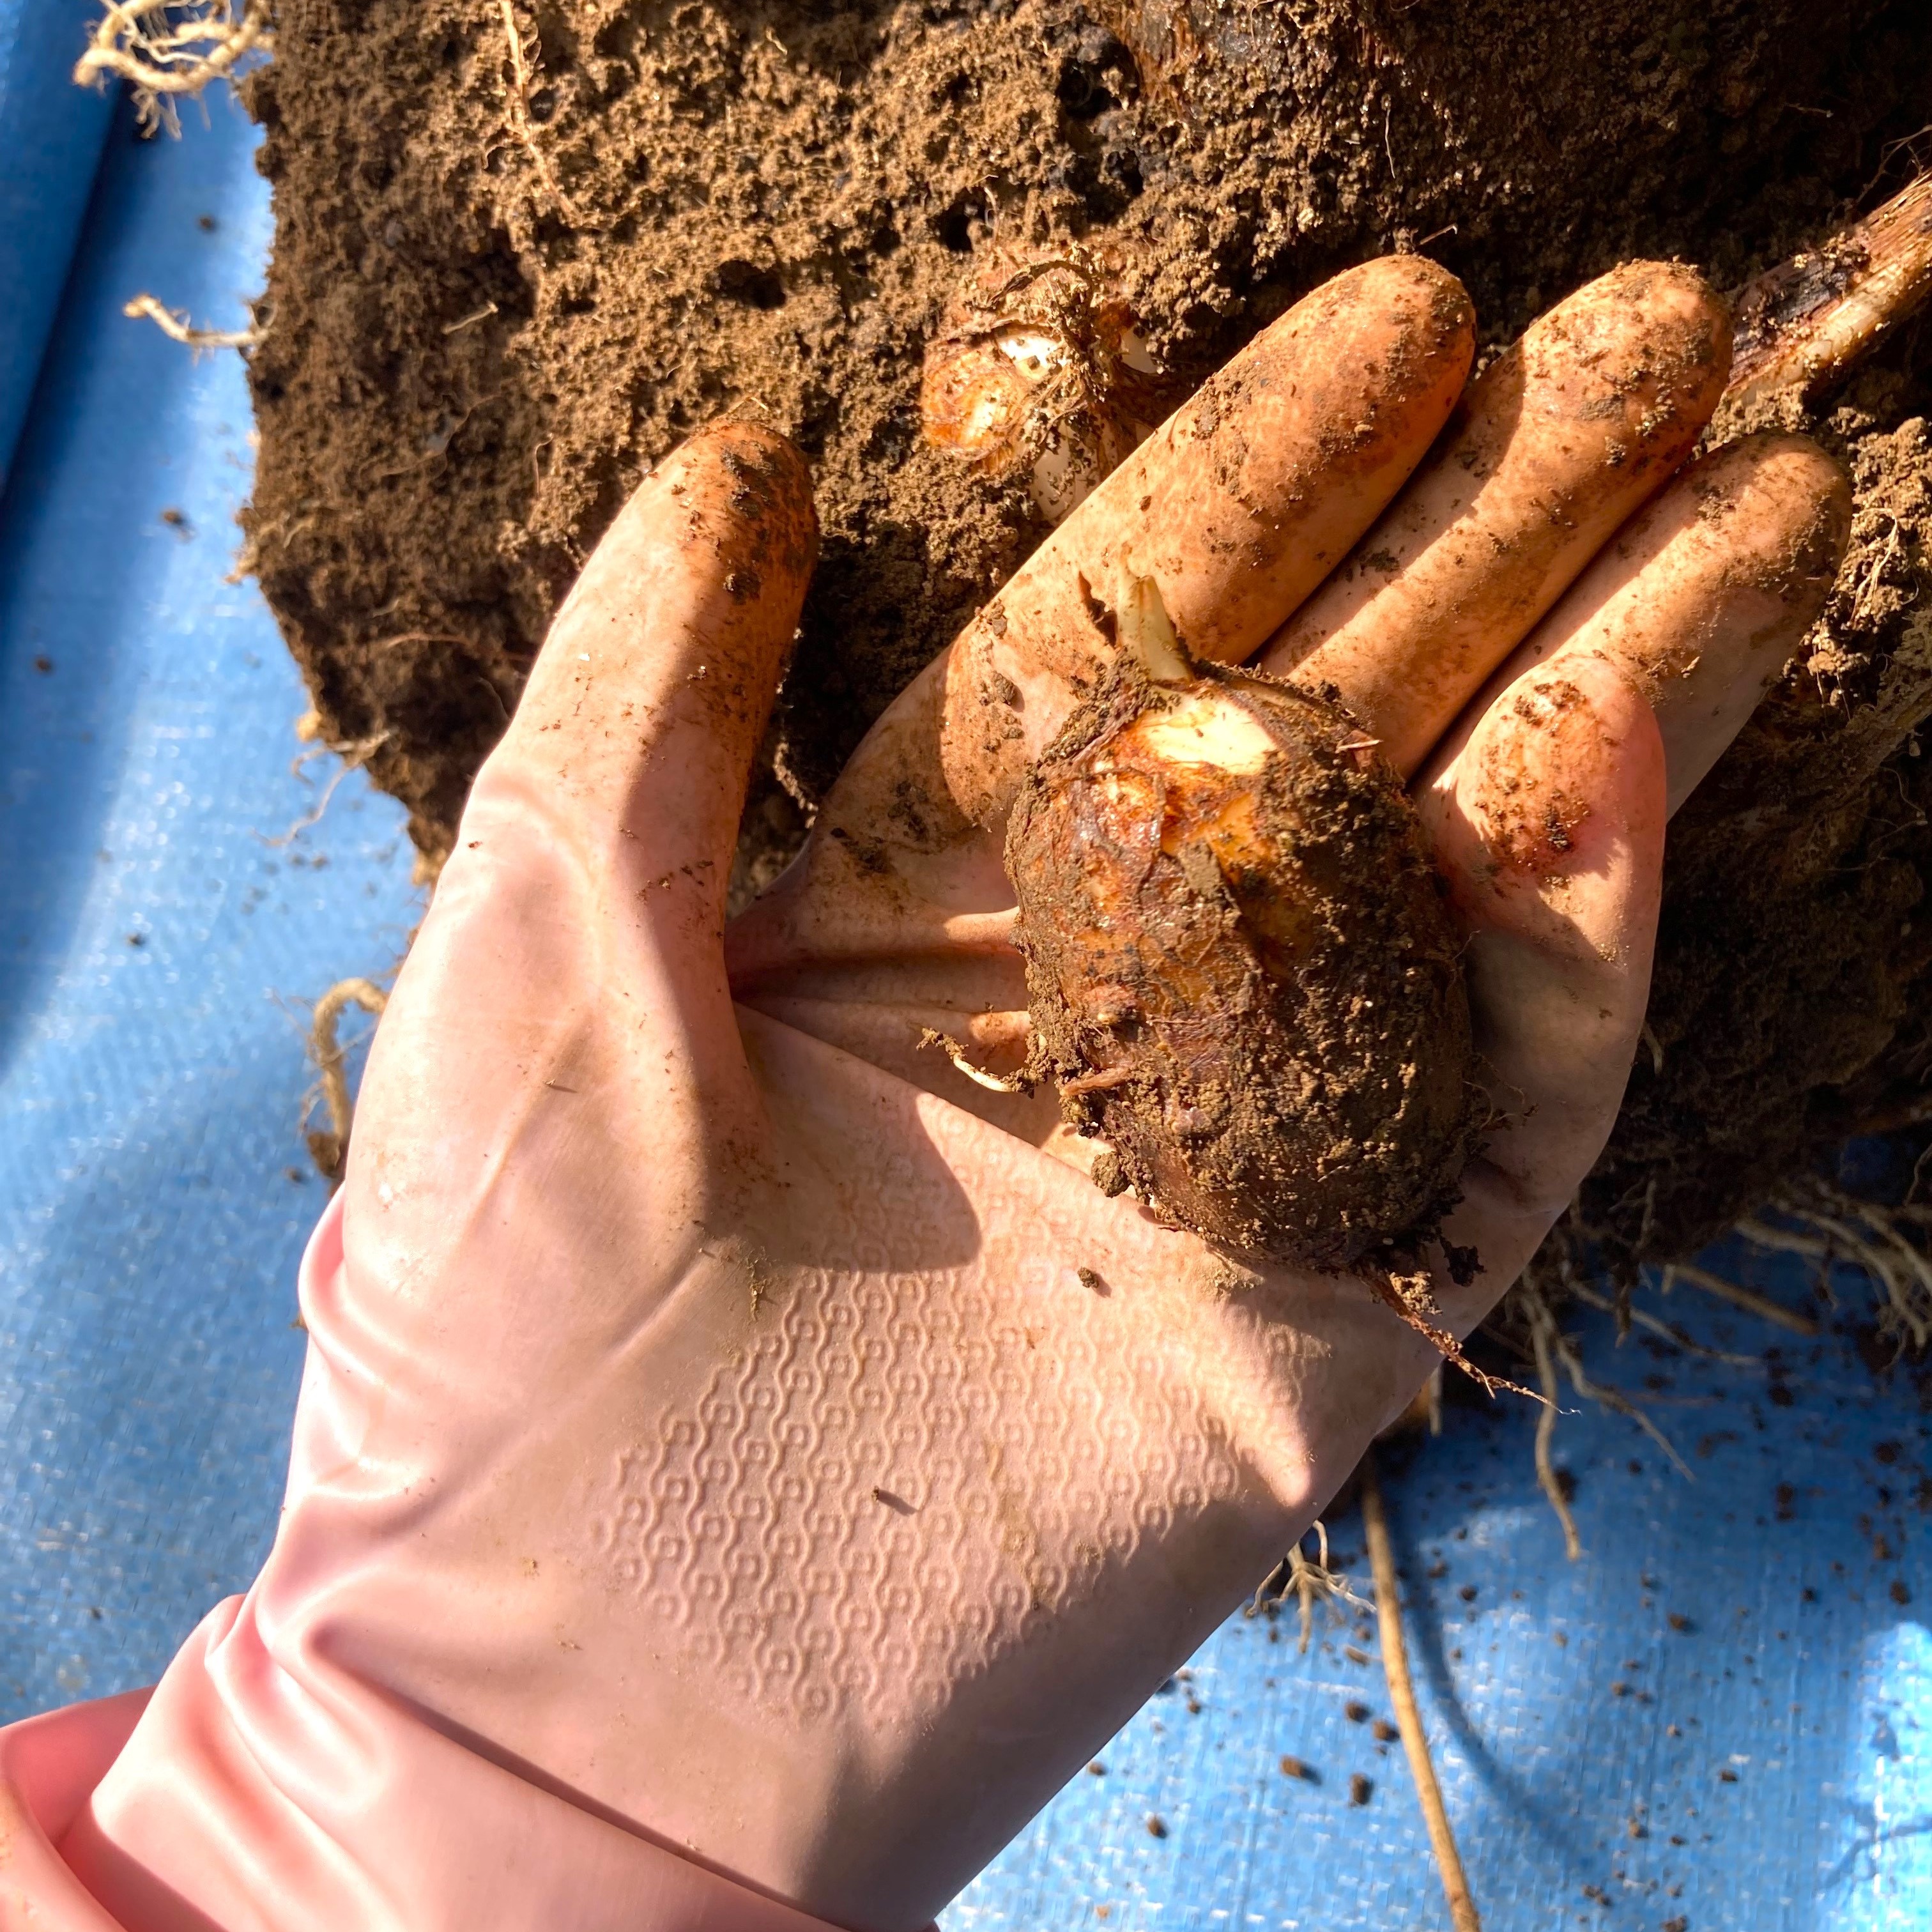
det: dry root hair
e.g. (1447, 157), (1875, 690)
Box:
(305, 979), (389, 1184)
(123, 291), (259, 355)
(1504, 1163), (1932, 1553)
(75, 1), (272, 137)
(494, 0), (597, 229)
(1246, 1519), (1367, 1655)
(1740, 1176), (1932, 1356)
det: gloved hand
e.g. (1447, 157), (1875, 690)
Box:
(2, 255), (1847, 1932)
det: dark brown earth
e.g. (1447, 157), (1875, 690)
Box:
(1583, 374), (1932, 1267)
(240, 0), (1932, 1266)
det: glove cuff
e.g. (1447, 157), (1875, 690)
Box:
(4, 1599), (850, 1932)
(0, 1687), (148, 1929)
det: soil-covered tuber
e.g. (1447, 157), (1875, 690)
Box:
(919, 243), (1166, 525)
(1007, 578), (1480, 1268)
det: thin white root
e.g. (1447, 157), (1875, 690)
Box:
(1508, 1273), (1691, 1552)
(498, 0), (591, 227)
(1660, 1260), (1820, 1338)
(123, 293), (259, 353)
(264, 723), (389, 846)
(307, 979), (388, 1183)
(1287, 1521), (1367, 1653)
(1641, 1022), (1665, 1076)
(443, 302), (500, 336)
(1527, 1300), (1584, 1561)
(1567, 1282), (1763, 1368)
(916, 1028), (1032, 1094)
(75, 1), (272, 137)
(1740, 1179), (1932, 1353)
(1245, 1521), (1368, 1654)
(1554, 1321), (1694, 1480)
(1360, 1453), (1483, 1932)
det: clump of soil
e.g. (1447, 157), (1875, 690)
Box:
(1580, 367), (1932, 1268)
(1008, 620), (1476, 1268)
(241, 0), (1932, 1259)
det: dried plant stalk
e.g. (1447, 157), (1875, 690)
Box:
(1728, 172), (1932, 415)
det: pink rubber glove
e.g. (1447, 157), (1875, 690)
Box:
(1, 257), (1846, 1932)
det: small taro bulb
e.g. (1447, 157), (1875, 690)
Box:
(919, 245), (1165, 523)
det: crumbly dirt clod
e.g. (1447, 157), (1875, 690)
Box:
(1579, 376), (1932, 1268)
(1008, 661), (1479, 1267)
(241, 0), (1932, 1261)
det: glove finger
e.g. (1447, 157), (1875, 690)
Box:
(1264, 261), (1732, 776)
(482, 421), (818, 911)
(730, 256), (1472, 986)
(1409, 438), (1844, 1326)
(348, 424), (815, 1209)
(933, 252), (1475, 822)
(1419, 652), (1668, 1321)
(1422, 432), (1851, 817)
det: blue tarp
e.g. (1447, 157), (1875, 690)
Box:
(0, 3), (115, 489)
(0, 58), (1927, 1932)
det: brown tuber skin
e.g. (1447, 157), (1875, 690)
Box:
(1007, 579), (1480, 1269)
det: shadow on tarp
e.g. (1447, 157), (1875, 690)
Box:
(0, 86), (266, 1075)
(953, 1260), (1932, 1932)
(0, 0), (116, 488)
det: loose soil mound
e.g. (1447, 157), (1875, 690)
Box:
(240, 0), (1932, 1263)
